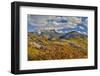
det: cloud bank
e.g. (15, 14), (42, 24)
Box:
(28, 15), (88, 34)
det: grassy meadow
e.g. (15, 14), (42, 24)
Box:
(28, 32), (88, 61)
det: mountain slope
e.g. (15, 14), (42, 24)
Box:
(28, 31), (88, 61)
(60, 31), (87, 39)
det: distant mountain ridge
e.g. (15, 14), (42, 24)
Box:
(60, 31), (87, 39)
(30, 30), (87, 40)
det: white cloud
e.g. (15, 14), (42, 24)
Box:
(77, 31), (87, 35)
(55, 30), (64, 33)
(67, 17), (82, 24)
(82, 31), (87, 35)
(81, 17), (88, 26)
(84, 18), (88, 26)
(77, 31), (82, 34)
(79, 26), (84, 30)
(28, 15), (82, 31)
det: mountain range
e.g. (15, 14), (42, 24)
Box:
(31, 30), (87, 40)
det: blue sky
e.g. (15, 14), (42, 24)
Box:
(28, 15), (88, 35)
